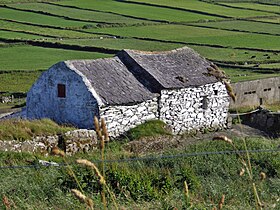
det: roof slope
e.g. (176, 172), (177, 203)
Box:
(66, 57), (156, 105)
(120, 47), (218, 89)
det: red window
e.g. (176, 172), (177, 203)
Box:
(57, 84), (66, 98)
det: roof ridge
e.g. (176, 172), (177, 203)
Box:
(123, 46), (193, 55)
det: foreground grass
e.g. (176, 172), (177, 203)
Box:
(0, 132), (279, 209)
(0, 119), (74, 141)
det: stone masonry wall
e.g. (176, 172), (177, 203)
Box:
(99, 98), (158, 137)
(0, 129), (98, 155)
(26, 62), (99, 129)
(159, 82), (230, 134)
(238, 108), (280, 137)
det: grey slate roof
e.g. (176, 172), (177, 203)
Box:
(67, 57), (156, 105)
(121, 47), (218, 89)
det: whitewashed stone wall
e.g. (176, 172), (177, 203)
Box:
(99, 98), (158, 137)
(159, 82), (230, 134)
(26, 62), (99, 129)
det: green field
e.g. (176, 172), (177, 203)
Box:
(0, 20), (100, 39)
(126, 0), (274, 17)
(0, 45), (109, 71)
(0, 7), (92, 28)
(10, 3), (154, 25)
(90, 24), (280, 50)
(55, 0), (223, 23)
(59, 38), (184, 51)
(0, 0), (279, 94)
(253, 16), (280, 23)
(193, 20), (280, 35)
(220, 2), (280, 13)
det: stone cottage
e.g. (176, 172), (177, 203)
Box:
(27, 47), (230, 136)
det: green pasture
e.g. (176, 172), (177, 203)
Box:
(0, 29), (46, 40)
(222, 67), (280, 82)
(0, 45), (109, 71)
(253, 16), (280, 23)
(220, 2), (280, 13)
(55, 0), (222, 23)
(0, 7), (91, 28)
(0, 71), (42, 93)
(253, 63), (280, 69)
(90, 24), (280, 50)
(126, 0), (273, 17)
(0, 0), (54, 3)
(191, 46), (280, 63)
(11, 2), (153, 25)
(87, 24), (243, 41)
(211, 0), (280, 5)
(193, 20), (280, 35)
(0, 20), (100, 39)
(59, 38), (184, 51)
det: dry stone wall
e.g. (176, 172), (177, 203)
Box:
(100, 98), (158, 137)
(159, 82), (230, 133)
(0, 130), (98, 155)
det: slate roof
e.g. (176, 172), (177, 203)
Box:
(64, 47), (218, 105)
(121, 47), (218, 89)
(66, 57), (156, 105)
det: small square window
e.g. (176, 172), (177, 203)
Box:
(214, 90), (218, 95)
(57, 84), (66, 98)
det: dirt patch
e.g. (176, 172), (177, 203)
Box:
(125, 124), (270, 154)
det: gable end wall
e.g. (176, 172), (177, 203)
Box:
(26, 62), (99, 128)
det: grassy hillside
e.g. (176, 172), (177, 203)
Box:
(0, 0), (279, 94)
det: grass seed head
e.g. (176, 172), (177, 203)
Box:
(71, 189), (94, 209)
(239, 168), (245, 176)
(212, 135), (233, 145)
(260, 172), (266, 181)
(51, 147), (65, 157)
(76, 159), (105, 185)
(218, 194), (225, 209)
(2, 196), (10, 209)
(94, 116), (100, 132)
(184, 181), (189, 198)
(224, 81), (236, 102)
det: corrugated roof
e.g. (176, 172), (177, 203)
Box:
(66, 57), (156, 105)
(120, 47), (218, 88)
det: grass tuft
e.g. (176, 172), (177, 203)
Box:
(125, 120), (171, 140)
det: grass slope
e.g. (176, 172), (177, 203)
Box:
(11, 2), (153, 25)
(90, 24), (280, 50)
(128, 0), (273, 17)
(0, 45), (109, 71)
(56, 0), (221, 23)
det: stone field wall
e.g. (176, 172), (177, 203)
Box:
(0, 129), (98, 155)
(100, 98), (158, 137)
(238, 108), (280, 137)
(159, 82), (230, 133)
